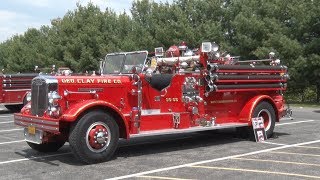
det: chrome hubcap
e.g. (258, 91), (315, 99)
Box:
(85, 122), (111, 153)
(258, 109), (272, 131)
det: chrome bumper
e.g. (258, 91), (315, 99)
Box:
(14, 113), (60, 134)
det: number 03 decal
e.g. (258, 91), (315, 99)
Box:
(166, 98), (179, 102)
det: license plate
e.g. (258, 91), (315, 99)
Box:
(28, 126), (36, 135)
(24, 128), (43, 144)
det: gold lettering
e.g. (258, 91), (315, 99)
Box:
(62, 79), (75, 83)
(86, 79), (94, 83)
(210, 100), (237, 104)
(94, 79), (122, 84)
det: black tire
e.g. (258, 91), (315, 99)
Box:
(4, 105), (23, 112)
(27, 140), (65, 152)
(252, 101), (276, 138)
(68, 111), (119, 164)
(237, 101), (276, 140)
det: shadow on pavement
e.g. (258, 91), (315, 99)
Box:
(15, 130), (246, 166)
(0, 109), (12, 115)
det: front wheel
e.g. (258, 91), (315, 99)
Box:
(69, 111), (119, 164)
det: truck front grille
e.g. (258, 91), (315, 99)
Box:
(31, 76), (58, 116)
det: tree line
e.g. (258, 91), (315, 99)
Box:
(0, 0), (319, 102)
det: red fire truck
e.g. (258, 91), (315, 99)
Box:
(14, 42), (291, 163)
(0, 66), (71, 112)
(0, 73), (38, 112)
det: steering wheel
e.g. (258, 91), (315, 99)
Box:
(131, 65), (143, 74)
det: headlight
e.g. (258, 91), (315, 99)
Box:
(48, 91), (61, 106)
(26, 92), (32, 102)
(47, 91), (61, 117)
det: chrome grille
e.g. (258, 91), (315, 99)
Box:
(31, 76), (58, 116)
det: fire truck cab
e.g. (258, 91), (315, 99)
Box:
(14, 42), (291, 163)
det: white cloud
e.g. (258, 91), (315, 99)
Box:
(70, 0), (132, 13)
(0, 10), (46, 42)
(0, 10), (30, 21)
(0, 0), (170, 42)
(10, 0), (51, 7)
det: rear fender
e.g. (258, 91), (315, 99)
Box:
(238, 95), (278, 125)
(61, 100), (129, 139)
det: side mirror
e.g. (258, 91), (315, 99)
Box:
(155, 47), (164, 57)
(201, 42), (219, 53)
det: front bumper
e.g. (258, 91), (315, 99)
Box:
(14, 113), (60, 134)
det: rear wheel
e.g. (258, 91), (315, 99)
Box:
(253, 101), (276, 138)
(27, 140), (65, 152)
(5, 95), (28, 112)
(236, 101), (276, 139)
(69, 111), (119, 164)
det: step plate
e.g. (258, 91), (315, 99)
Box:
(131, 123), (248, 138)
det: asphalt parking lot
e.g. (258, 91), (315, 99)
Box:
(0, 105), (319, 180)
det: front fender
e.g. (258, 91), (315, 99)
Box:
(238, 95), (277, 125)
(61, 100), (129, 137)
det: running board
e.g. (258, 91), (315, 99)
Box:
(130, 123), (248, 138)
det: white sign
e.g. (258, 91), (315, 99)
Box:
(252, 117), (267, 142)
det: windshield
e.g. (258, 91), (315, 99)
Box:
(103, 54), (125, 74)
(103, 51), (148, 74)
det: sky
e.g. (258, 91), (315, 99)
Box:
(0, 0), (140, 42)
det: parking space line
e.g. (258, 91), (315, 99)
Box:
(190, 165), (320, 179)
(262, 141), (287, 146)
(263, 142), (320, 150)
(0, 128), (22, 133)
(0, 140), (24, 145)
(276, 120), (315, 126)
(298, 146), (320, 149)
(107, 139), (320, 180)
(270, 151), (320, 157)
(0, 121), (13, 124)
(0, 115), (13, 118)
(0, 152), (71, 165)
(232, 157), (320, 167)
(138, 175), (193, 180)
